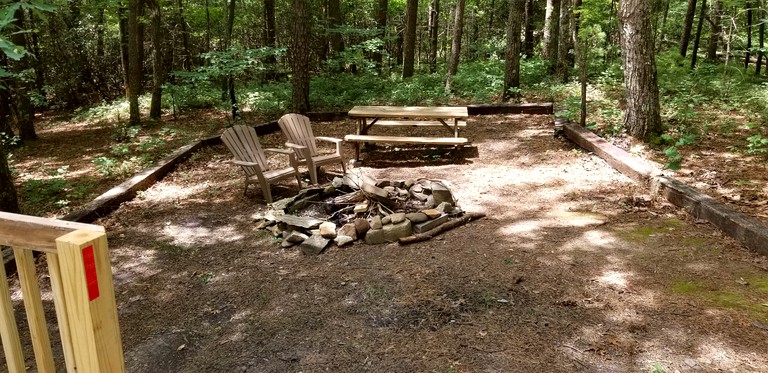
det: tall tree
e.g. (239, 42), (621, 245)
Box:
(706, 0), (722, 61)
(127, 0), (143, 124)
(445, 0), (466, 91)
(0, 145), (18, 213)
(556, 0), (572, 81)
(9, 7), (36, 140)
(149, 0), (164, 119)
(222, 0), (238, 119)
(757, 1), (765, 75)
(177, 0), (192, 70)
(264, 0), (277, 64)
(118, 1), (130, 97)
(372, 0), (388, 68)
(543, 0), (560, 60)
(503, 0), (524, 100)
(290, 0), (311, 112)
(746, 0), (753, 68)
(428, 0), (440, 73)
(573, 0), (586, 126)
(691, 0), (707, 68)
(522, 0), (534, 57)
(402, 0), (418, 78)
(680, 0), (698, 56)
(328, 0), (344, 58)
(619, 0), (663, 139)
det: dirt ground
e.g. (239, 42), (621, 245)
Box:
(5, 113), (768, 372)
(82, 114), (767, 372)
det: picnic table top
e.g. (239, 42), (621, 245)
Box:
(348, 106), (468, 119)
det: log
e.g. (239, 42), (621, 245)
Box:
(398, 212), (486, 245)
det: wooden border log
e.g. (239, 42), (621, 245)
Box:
(398, 212), (485, 245)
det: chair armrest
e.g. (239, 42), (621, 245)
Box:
(264, 148), (294, 155)
(315, 136), (343, 143)
(284, 142), (307, 150)
(231, 159), (260, 168)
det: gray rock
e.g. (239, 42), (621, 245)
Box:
(334, 235), (354, 247)
(319, 222), (337, 239)
(298, 234), (330, 255)
(276, 214), (324, 229)
(338, 223), (358, 240)
(332, 177), (344, 189)
(383, 186), (396, 193)
(411, 191), (428, 202)
(364, 229), (386, 244)
(436, 201), (454, 214)
(421, 209), (441, 219)
(397, 188), (409, 197)
(354, 219), (370, 236)
(271, 197), (295, 211)
(266, 225), (283, 237)
(425, 195), (435, 208)
(281, 240), (295, 248)
(390, 212), (406, 224)
(323, 186), (336, 195)
(431, 181), (454, 205)
(410, 184), (423, 193)
(285, 231), (309, 243)
(343, 169), (377, 190)
(254, 220), (270, 229)
(419, 180), (433, 190)
(362, 182), (394, 207)
(371, 215), (383, 229)
(376, 180), (392, 187)
(383, 220), (412, 242)
(414, 214), (450, 233)
(405, 212), (429, 223)
(404, 179), (415, 188)
(381, 215), (391, 225)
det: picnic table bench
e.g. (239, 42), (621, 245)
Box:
(345, 106), (470, 161)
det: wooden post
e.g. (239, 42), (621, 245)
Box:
(0, 250), (25, 373)
(13, 248), (56, 372)
(55, 229), (125, 373)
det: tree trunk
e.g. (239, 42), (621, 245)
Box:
(428, 0), (439, 73)
(128, 0), (142, 124)
(691, 0), (707, 68)
(178, 0), (192, 70)
(573, 0), (586, 126)
(372, 0), (388, 69)
(205, 0), (211, 51)
(757, 2), (765, 75)
(290, 0), (311, 113)
(9, 9), (36, 141)
(746, 1), (753, 68)
(503, 0), (524, 101)
(264, 0), (277, 64)
(223, 0), (238, 118)
(328, 0), (344, 58)
(680, 0), (697, 56)
(706, 0), (722, 61)
(445, 0), (465, 91)
(544, 0), (560, 60)
(149, 0), (163, 119)
(26, 11), (45, 99)
(0, 56), (14, 138)
(402, 0), (418, 78)
(0, 145), (19, 213)
(556, 0), (571, 82)
(657, 0), (670, 50)
(119, 1), (130, 98)
(620, 0), (662, 139)
(522, 0), (534, 58)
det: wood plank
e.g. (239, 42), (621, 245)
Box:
(344, 135), (469, 145)
(0, 248), (25, 373)
(0, 212), (104, 253)
(46, 252), (77, 373)
(13, 248), (55, 373)
(56, 230), (125, 373)
(373, 120), (467, 127)
(348, 106), (468, 119)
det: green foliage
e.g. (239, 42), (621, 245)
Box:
(745, 134), (768, 155)
(659, 134), (697, 170)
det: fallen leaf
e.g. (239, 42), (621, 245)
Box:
(177, 344), (186, 351)
(736, 278), (749, 286)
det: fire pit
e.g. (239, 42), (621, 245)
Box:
(254, 169), (484, 255)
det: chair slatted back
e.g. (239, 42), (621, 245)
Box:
(278, 114), (319, 157)
(221, 125), (269, 176)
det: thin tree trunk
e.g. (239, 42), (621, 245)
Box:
(402, 0), (418, 78)
(0, 145), (19, 213)
(680, 0), (697, 56)
(264, 0), (277, 64)
(428, 0), (439, 73)
(372, 0), (388, 69)
(223, 0), (237, 118)
(547, 0), (561, 69)
(205, 0), (211, 52)
(573, 0), (586, 126)
(657, 0), (670, 50)
(445, 0), (465, 90)
(10, 8), (36, 140)
(128, 0), (142, 124)
(522, 0), (534, 58)
(556, 0), (571, 81)
(489, 0), (495, 29)
(178, 0), (192, 70)
(691, 0), (707, 68)
(503, 0), (524, 100)
(706, 0), (722, 61)
(328, 0), (343, 59)
(119, 1), (130, 97)
(620, 0), (662, 139)
(746, 1), (753, 68)
(290, 0), (311, 113)
(149, 0), (163, 119)
(757, 2), (765, 75)
(26, 11), (45, 98)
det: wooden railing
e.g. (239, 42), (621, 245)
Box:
(0, 211), (125, 373)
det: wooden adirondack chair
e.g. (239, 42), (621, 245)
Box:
(278, 113), (347, 184)
(221, 125), (302, 203)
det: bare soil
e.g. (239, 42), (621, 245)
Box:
(6, 113), (768, 372)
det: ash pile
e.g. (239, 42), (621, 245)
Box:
(253, 169), (483, 255)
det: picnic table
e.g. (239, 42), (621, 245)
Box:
(345, 105), (470, 161)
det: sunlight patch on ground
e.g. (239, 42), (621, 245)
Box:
(141, 182), (217, 202)
(162, 223), (245, 247)
(112, 248), (163, 284)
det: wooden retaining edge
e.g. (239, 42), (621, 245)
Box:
(467, 103), (553, 115)
(561, 120), (768, 256)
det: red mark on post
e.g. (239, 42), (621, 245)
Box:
(82, 245), (100, 301)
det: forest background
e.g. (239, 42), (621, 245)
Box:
(0, 0), (767, 217)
